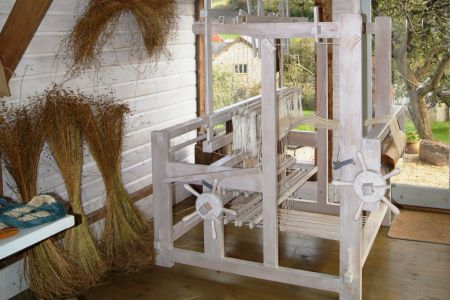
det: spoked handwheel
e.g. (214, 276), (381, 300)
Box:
(332, 151), (401, 221)
(183, 179), (237, 239)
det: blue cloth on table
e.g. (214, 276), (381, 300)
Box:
(0, 196), (66, 229)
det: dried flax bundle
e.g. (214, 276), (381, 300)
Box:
(73, 94), (153, 272)
(0, 101), (76, 299)
(65, 0), (176, 69)
(44, 88), (106, 287)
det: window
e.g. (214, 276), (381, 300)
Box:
(234, 64), (248, 74)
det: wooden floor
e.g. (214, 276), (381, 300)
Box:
(13, 201), (450, 300)
(80, 206), (450, 300)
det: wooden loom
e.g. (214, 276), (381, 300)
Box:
(152, 5), (405, 299)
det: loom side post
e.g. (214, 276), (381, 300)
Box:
(374, 16), (393, 225)
(338, 14), (363, 300)
(152, 130), (174, 267)
(316, 26), (329, 210)
(261, 38), (279, 268)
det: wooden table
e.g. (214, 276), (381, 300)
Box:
(0, 215), (75, 260)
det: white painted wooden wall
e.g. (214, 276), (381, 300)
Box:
(0, 0), (196, 214)
(0, 1), (196, 298)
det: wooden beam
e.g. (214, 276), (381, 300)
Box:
(261, 38), (279, 268)
(0, 0), (53, 81)
(152, 130), (174, 267)
(195, 0), (205, 119)
(315, 0), (333, 181)
(316, 29), (329, 205)
(338, 14), (363, 299)
(192, 22), (340, 39)
(374, 17), (392, 117)
(171, 248), (340, 293)
(0, 59), (10, 96)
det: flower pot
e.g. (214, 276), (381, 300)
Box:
(406, 141), (420, 154)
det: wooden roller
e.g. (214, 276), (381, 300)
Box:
(382, 132), (406, 171)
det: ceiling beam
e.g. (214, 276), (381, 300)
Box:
(0, 58), (9, 96)
(0, 0), (53, 82)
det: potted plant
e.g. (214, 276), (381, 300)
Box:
(406, 130), (420, 154)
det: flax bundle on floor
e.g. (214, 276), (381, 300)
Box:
(0, 101), (75, 299)
(73, 94), (153, 272)
(44, 88), (107, 287)
(66, 0), (176, 69)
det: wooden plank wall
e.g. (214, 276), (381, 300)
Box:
(0, 0), (196, 218)
(0, 1), (196, 297)
(0, 0), (53, 82)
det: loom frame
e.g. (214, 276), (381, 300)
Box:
(152, 9), (403, 299)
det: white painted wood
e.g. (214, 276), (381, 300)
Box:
(331, 0), (361, 198)
(338, 14), (363, 300)
(261, 38), (279, 268)
(361, 138), (382, 213)
(374, 17), (392, 117)
(202, 133), (233, 153)
(193, 22), (340, 39)
(1, 0), (197, 223)
(361, 202), (388, 266)
(0, 259), (26, 300)
(316, 41), (329, 208)
(203, 150), (231, 259)
(152, 131), (174, 267)
(1, 0), (197, 288)
(361, 1), (373, 137)
(392, 184), (450, 210)
(365, 105), (404, 141)
(172, 154), (243, 242)
(240, 15), (309, 24)
(170, 248), (340, 293)
(0, 215), (74, 260)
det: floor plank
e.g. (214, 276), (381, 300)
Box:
(81, 225), (449, 300)
(13, 199), (450, 299)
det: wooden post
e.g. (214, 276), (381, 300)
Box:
(374, 17), (393, 226)
(339, 14), (363, 300)
(374, 17), (392, 117)
(361, 0), (372, 135)
(196, 0), (205, 118)
(261, 39), (279, 268)
(315, 0), (333, 183)
(204, 164), (225, 258)
(204, 0), (214, 142)
(316, 36), (329, 208)
(152, 131), (174, 267)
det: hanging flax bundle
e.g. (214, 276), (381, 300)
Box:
(65, 0), (176, 69)
(72, 93), (153, 272)
(0, 101), (76, 299)
(44, 87), (107, 287)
